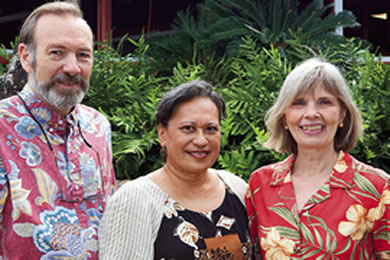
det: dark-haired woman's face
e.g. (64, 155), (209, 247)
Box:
(157, 97), (221, 174)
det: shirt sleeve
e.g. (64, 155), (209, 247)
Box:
(0, 155), (9, 214)
(98, 181), (156, 259)
(106, 121), (117, 194)
(373, 186), (390, 258)
(0, 155), (9, 256)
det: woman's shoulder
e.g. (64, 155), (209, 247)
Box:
(213, 169), (247, 205)
(109, 175), (167, 207)
(249, 155), (294, 182)
(115, 176), (152, 194)
(214, 169), (247, 185)
(346, 152), (389, 185)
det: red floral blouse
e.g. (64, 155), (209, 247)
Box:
(246, 151), (390, 259)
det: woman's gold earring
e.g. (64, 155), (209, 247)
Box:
(284, 125), (289, 130)
(339, 123), (344, 128)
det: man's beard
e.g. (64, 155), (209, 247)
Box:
(31, 72), (89, 110)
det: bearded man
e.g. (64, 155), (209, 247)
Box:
(0, 1), (116, 258)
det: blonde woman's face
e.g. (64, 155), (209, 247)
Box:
(284, 85), (345, 153)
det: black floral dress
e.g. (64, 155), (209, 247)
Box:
(154, 186), (253, 260)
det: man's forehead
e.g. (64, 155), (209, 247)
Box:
(34, 14), (93, 46)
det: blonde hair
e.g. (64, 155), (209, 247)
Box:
(264, 57), (363, 154)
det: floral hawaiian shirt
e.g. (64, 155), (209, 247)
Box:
(0, 85), (116, 259)
(246, 151), (390, 259)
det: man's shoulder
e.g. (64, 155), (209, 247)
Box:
(0, 94), (19, 107)
(77, 104), (110, 125)
(77, 103), (102, 115)
(0, 94), (22, 123)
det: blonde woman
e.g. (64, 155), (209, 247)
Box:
(246, 58), (390, 259)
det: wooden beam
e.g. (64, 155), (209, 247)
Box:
(97, 0), (112, 43)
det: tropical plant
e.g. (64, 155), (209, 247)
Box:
(148, 0), (360, 75)
(84, 32), (389, 180)
(0, 39), (18, 74)
(85, 36), (165, 179)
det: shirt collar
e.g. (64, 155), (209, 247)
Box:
(270, 150), (355, 189)
(269, 154), (295, 186)
(18, 84), (80, 132)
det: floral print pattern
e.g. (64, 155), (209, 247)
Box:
(33, 206), (97, 259)
(0, 86), (116, 259)
(338, 204), (376, 240)
(15, 116), (42, 139)
(246, 151), (390, 259)
(19, 141), (42, 166)
(261, 228), (295, 260)
(155, 187), (253, 259)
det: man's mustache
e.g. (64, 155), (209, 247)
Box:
(50, 73), (88, 91)
(52, 73), (83, 84)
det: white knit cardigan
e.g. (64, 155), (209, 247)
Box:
(98, 169), (248, 259)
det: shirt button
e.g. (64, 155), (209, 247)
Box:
(49, 128), (54, 132)
(58, 120), (63, 124)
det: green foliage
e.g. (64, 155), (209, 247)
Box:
(85, 36), (165, 179)
(85, 32), (389, 180)
(216, 37), (292, 178)
(148, 0), (359, 74)
(0, 45), (9, 74)
(0, 39), (17, 74)
(347, 55), (390, 172)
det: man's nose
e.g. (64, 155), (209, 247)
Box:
(62, 55), (81, 75)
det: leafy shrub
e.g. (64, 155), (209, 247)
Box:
(0, 39), (18, 74)
(148, 0), (359, 75)
(85, 36), (165, 179)
(345, 53), (390, 172)
(84, 33), (389, 181)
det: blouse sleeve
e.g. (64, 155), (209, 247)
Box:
(245, 173), (259, 242)
(98, 180), (157, 259)
(373, 186), (390, 259)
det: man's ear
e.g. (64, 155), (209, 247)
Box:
(18, 44), (33, 74)
(157, 124), (167, 148)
